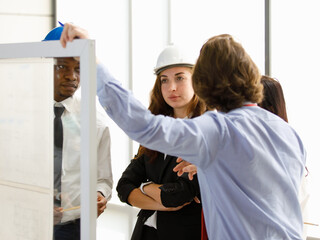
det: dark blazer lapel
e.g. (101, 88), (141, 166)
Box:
(158, 154), (174, 181)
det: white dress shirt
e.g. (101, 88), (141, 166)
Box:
(54, 93), (113, 223)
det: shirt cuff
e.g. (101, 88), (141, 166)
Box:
(139, 181), (153, 195)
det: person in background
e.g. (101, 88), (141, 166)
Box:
(43, 26), (113, 240)
(258, 75), (288, 121)
(259, 75), (310, 240)
(60, 23), (306, 240)
(116, 45), (206, 240)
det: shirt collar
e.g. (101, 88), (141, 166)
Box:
(243, 101), (257, 106)
(54, 96), (76, 113)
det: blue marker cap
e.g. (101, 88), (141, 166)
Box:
(42, 21), (64, 41)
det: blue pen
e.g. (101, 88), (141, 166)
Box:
(58, 21), (64, 27)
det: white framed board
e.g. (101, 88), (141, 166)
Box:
(0, 39), (97, 240)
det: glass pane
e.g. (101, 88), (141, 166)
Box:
(0, 57), (54, 239)
(53, 57), (82, 239)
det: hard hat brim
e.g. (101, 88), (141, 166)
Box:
(154, 63), (194, 75)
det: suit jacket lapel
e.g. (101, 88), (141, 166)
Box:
(159, 154), (174, 181)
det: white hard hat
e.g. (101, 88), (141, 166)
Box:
(154, 44), (195, 75)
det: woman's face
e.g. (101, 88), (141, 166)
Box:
(160, 66), (194, 118)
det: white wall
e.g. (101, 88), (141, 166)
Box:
(0, 0), (53, 43)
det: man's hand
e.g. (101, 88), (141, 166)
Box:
(97, 192), (107, 217)
(54, 206), (63, 225)
(60, 23), (89, 48)
(173, 157), (198, 180)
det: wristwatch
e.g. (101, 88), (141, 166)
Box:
(140, 181), (153, 195)
(55, 192), (61, 201)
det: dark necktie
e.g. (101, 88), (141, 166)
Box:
(54, 106), (65, 148)
(54, 106), (65, 206)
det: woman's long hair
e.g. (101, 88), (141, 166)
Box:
(259, 75), (288, 122)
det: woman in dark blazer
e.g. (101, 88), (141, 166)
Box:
(116, 45), (207, 240)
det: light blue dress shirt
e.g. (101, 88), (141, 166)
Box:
(97, 64), (306, 239)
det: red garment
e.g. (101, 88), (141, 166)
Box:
(201, 209), (208, 240)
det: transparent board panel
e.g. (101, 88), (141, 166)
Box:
(0, 57), (54, 239)
(0, 39), (99, 240)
